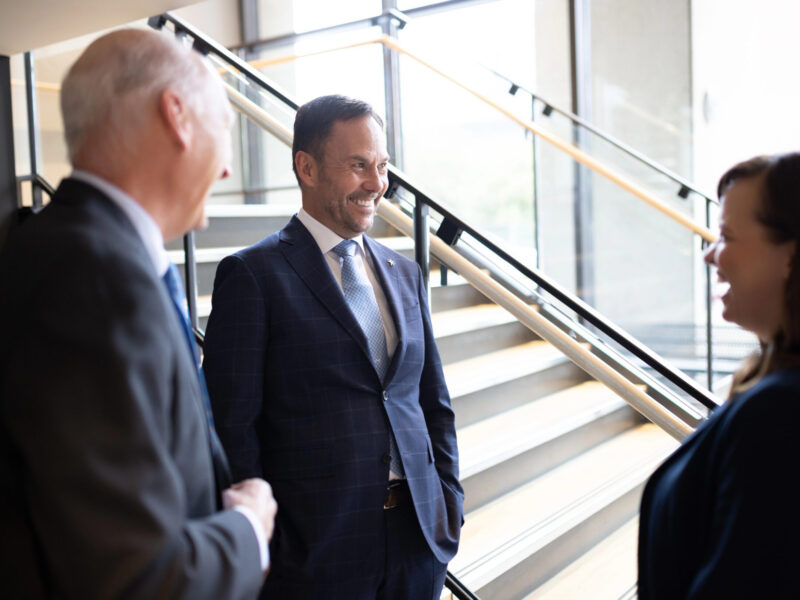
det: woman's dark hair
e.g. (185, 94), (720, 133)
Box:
(718, 153), (800, 394)
(291, 95), (383, 184)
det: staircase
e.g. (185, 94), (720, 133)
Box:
(176, 202), (679, 600)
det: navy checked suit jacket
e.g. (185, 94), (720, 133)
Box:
(638, 368), (800, 599)
(203, 215), (464, 587)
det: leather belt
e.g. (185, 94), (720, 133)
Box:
(383, 479), (410, 510)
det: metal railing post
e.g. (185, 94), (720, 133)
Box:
(23, 51), (42, 209)
(531, 95), (541, 269)
(413, 198), (430, 294)
(705, 198), (713, 390)
(0, 55), (17, 251)
(183, 232), (200, 332)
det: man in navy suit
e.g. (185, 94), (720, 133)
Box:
(203, 95), (463, 599)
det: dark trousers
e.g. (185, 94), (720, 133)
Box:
(377, 498), (448, 600)
(260, 498), (447, 600)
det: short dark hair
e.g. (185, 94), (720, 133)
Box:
(292, 95), (383, 184)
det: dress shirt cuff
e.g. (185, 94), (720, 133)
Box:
(233, 505), (270, 571)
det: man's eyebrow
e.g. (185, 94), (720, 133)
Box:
(345, 154), (391, 163)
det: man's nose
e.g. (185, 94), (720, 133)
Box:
(363, 166), (386, 193)
(703, 240), (716, 265)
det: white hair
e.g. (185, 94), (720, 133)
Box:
(60, 28), (214, 166)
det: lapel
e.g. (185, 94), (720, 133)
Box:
(364, 236), (407, 384)
(279, 216), (373, 366)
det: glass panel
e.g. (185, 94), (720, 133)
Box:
(396, 0), (571, 274)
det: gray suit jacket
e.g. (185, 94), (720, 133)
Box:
(0, 178), (262, 599)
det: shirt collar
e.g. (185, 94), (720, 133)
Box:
(296, 208), (365, 255)
(70, 169), (170, 277)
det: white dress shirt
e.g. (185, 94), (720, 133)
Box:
(69, 170), (270, 571)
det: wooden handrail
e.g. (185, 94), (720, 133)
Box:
(19, 31), (715, 242)
(223, 77), (699, 442)
(245, 34), (716, 243)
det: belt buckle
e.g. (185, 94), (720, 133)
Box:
(383, 480), (405, 510)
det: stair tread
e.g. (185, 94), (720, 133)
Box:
(523, 517), (639, 600)
(169, 236), (413, 264)
(458, 381), (626, 478)
(443, 341), (565, 399)
(431, 304), (520, 338)
(450, 424), (677, 589)
(205, 204), (297, 218)
(196, 272), (472, 320)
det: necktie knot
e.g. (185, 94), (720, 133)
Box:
(333, 239), (358, 259)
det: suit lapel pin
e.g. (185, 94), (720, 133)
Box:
(387, 259), (395, 267)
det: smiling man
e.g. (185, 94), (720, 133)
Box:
(203, 95), (463, 599)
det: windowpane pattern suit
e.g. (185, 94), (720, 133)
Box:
(203, 216), (463, 597)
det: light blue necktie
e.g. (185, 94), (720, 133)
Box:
(333, 240), (404, 478)
(162, 263), (231, 493)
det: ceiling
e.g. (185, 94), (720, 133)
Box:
(0, 0), (198, 56)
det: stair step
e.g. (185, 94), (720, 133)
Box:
(450, 424), (677, 599)
(445, 341), (588, 427)
(170, 236), (417, 297)
(165, 204), (297, 250)
(523, 517), (639, 600)
(432, 305), (536, 364)
(458, 381), (638, 511)
(195, 270), (483, 329)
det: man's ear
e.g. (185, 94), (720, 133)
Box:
(295, 151), (318, 189)
(159, 88), (192, 150)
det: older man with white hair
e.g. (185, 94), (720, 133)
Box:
(0, 28), (276, 599)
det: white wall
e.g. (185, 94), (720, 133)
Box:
(692, 0), (800, 194)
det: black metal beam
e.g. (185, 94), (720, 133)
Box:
(230, 0), (501, 54)
(0, 55), (18, 251)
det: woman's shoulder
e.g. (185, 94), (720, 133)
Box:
(718, 367), (800, 434)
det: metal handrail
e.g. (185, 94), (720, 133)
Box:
(153, 11), (718, 413)
(16, 173), (56, 198)
(240, 32), (715, 242)
(227, 75), (701, 437)
(219, 42), (717, 421)
(384, 166), (719, 411)
(486, 68), (717, 206)
(380, 198), (694, 440)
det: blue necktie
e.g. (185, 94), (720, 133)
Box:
(162, 263), (231, 493)
(333, 240), (404, 478)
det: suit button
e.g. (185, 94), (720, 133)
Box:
(381, 453), (391, 465)
(382, 390), (389, 402)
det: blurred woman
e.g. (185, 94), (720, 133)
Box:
(637, 153), (800, 599)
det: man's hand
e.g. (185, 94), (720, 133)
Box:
(223, 479), (277, 541)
